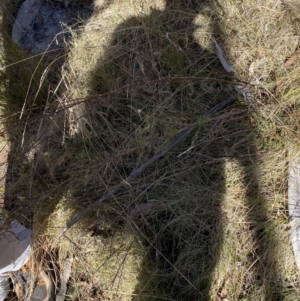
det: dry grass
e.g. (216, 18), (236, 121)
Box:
(1, 0), (300, 300)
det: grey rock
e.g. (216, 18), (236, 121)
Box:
(12, 0), (93, 54)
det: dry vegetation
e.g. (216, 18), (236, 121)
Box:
(1, 0), (300, 300)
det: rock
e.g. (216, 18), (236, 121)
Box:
(12, 0), (93, 54)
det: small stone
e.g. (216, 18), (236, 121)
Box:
(12, 0), (93, 54)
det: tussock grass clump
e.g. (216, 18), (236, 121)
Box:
(1, 0), (300, 300)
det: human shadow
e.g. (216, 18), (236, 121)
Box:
(85, 1), (287, 300)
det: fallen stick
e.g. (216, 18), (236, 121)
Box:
(53, 94), (238, 246)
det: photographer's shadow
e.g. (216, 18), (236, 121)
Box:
(87, 1), (250, 300)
